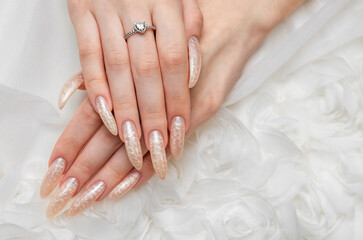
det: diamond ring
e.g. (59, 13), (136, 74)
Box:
(124, 21), (156, 40)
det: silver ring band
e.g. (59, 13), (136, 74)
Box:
(124, 21), (156, 40)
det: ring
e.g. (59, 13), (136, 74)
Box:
(124, 21), (156, 40)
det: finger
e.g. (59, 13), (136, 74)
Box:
(121, 10), (168, 179)
(187, 36), (202, 88)
(107, 151), (154, 201)
(59, 125), (122, 194)
(94, 4), (143, 170)
(40, 98), (101, 198)
(181, 0), (203, 39)
(131, 149), (172, 190)
(70, 7), (117, 135)
(181, 0), (203, 88)
(46, 125), (121, 218)
(65, 146), (132, 217)
(58, 72), (84, 110)
(153, 1), (189, 160)
(66, 140), (148, 216)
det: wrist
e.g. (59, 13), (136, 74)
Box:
(238, 0), (306, 60)
(249, 0), (306, 35)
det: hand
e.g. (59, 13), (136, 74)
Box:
(59, 0), (203, 179)
(40, 0), (305, 218)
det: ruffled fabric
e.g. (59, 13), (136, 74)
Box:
(0, 0), (362, 239)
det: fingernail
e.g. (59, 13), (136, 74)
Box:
(170, 116), (185, 160)
(149, 130), (167, 180)
(58, 72), (84, 110)
(188, 36), (202, 88)
(122, 121), (143, 170)
(46, 177), (79, 218)
(107, 172), (140, 201)
(95, 96), (118, 136)
(66, 180), (106, 217)
(40, 158), (66, 198)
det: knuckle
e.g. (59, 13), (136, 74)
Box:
(143, 111), (166, 123)
(84, 77), (104, 87)
(185, 9), (203, 35)
(57, 137), (77, 153)
(103, 165), (123, 181)
(113, 99), (135, 112)
(191, 9), (204, 30)
(162, 49), (186, 67)
(75, 161), (95, 176)
(169, 95), (188, 108)
(107, 49), (129, 70)
(78, 43), (100, 60)
(197, 92), (222, 118)
(135, 57), (159, 76)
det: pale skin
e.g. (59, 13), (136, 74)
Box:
(42, 0), (305, 217)
(64, 0), (204, 176)
(68, 0), (202, 148)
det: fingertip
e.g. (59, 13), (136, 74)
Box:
(182, 0), (204, 39)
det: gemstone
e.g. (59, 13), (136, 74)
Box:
(135, 22), (146, 33)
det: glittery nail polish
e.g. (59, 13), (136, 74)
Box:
(107, 172), (140, 201)
(188, 36), (202, 88)
(95, 96), (118, 136)
(122, 121), (143, 170)
(149, 130), (167, 180)
(46, 177), (79, 218)
(170, 116), (185, 160)
(40, 158), (66, 198)
(67, 180), (106, 217)
(58, 72), (84, 110)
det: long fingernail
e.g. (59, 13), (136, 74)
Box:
(95, 96), (118, 136)
(66, 180), (106, 217)
(40, 158), (66, 198)
(188, 36), (202, 88)
(149, 130), (167, 180)
(58, 72), (84, 110)
(122, 121), (143, 170)
(46, 177), (79, 218)
(170, 116), (185, 160)
(107, 172), (140, 201)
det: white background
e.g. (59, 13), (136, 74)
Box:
(0, 0), (362, 239)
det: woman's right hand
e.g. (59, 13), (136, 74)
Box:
(58, 0), (203, 179)
(41, 0), (306, 218)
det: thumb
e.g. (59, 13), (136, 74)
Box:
(58, 71), (86, 110)
(182, 0), (203, 88)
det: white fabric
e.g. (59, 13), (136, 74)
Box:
(0, 0), (362, 239)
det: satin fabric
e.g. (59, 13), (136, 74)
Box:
(0, 0), (362, 239)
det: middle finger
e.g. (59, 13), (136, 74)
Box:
(120, 6), (168, 180)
